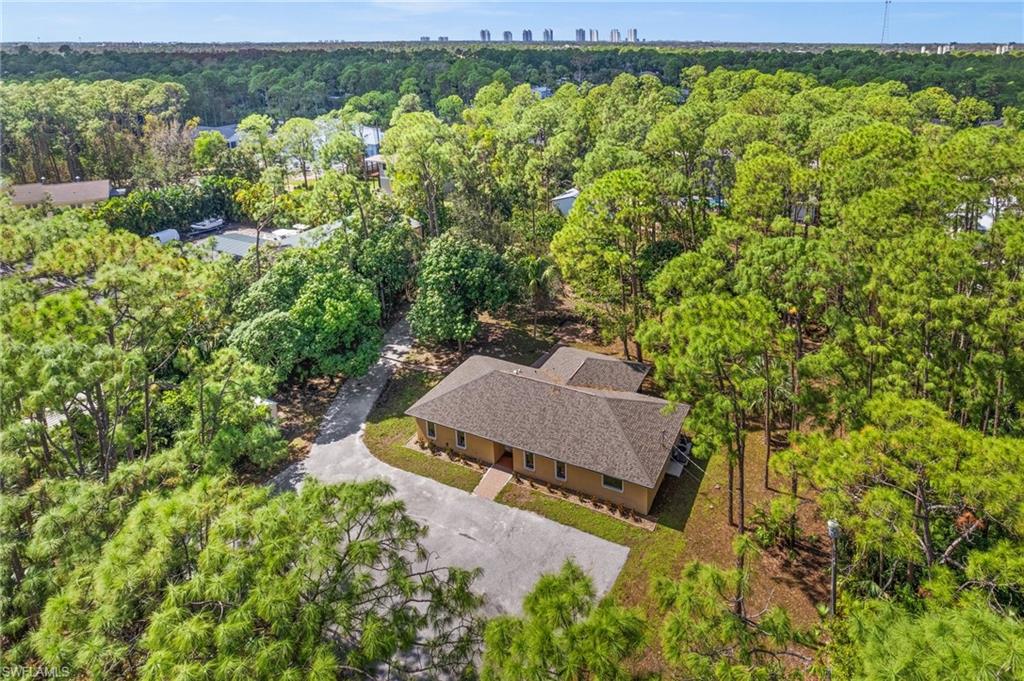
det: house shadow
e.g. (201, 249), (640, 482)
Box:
(651, 460), (706, 533)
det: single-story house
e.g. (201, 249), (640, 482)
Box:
(407, 347), (689, 514)
(551, 187), (580, 216)
(194, 124), (243, 148)
(8, 179), (113, 208)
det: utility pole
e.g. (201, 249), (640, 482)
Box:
(827, 519), (840, 616)
(881, 0), (892, 45)
(826, 518), (840, 681)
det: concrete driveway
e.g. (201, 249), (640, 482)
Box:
(275, 318), (630, 616)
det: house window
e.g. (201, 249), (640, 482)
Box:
(456, 430), (467, 449)
(524, 451), (535, 470)
(602, 474), (624, 492)
(555, 460), (567, 481)
(426, 421), (436, 439)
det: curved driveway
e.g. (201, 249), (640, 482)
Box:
(274, 318), (630, 616)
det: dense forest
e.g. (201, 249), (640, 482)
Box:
(3, 48), (1024, 679)
(3, 44), (1022, 123)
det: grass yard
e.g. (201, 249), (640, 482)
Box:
(363, 369), (483, 493)
(364, 312), (558, 493)
(363, 308), (829, 676)
(498, 431), (829, 676)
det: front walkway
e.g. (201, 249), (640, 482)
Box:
(274, 317), (629, 616)
(472, 467), (512, 500)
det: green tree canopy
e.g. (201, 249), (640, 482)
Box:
(482, 561), (644, 681)
(409, 232), (511, 347)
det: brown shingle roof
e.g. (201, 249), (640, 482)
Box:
(540, 346), (649, 391)
(406, 354), (687, 488)
(9, 180), (112, 206)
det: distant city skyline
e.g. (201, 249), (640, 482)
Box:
(2, 1), (1020, 44)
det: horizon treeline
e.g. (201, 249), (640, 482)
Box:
(2, 44), (1021, 124)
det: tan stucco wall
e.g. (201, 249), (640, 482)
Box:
(415, 419), (499, 464)
(511, 447), (656, 514)
(414, 418), (663, 513)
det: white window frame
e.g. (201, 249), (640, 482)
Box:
(426, 421), (436, 439)
(555, 460), (567, 481)
(524, 451), (535, 470)
(601, 474), (624, 493)
(456, 430), (467, 449)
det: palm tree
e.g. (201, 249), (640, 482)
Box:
(522, 255), (559, 336)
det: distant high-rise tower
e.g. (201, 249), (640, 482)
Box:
(438, 36), (449, 41)
(609, 28), (621, 42)
(575, 28), (586, 41)
(522, 29), (533, 41)
(419, 36), (431, 41)
(480, 29), (491, 41)
(503, 30), (513, 42)
(589, 28), (599, 41)
(543, 28), (554, 42)
(627, 28), (638, 42)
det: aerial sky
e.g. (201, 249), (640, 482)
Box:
(2, 0), (1020, 44)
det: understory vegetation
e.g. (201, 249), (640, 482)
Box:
(2, 45), (1024, 679)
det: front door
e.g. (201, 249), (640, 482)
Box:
(496, 445), (514, 471)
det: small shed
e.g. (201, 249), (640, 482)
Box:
(150, 229), (180, 244)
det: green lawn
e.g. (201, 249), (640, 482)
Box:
(363, 369), (483, 493)
(363, 313), (824, 675)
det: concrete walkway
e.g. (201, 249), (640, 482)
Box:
(472, 467), (513, 500)
(274, 317), (629, 616)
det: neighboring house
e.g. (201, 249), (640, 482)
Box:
(198, 222), (340, 258)
(353, 124), (384, 156)
(198, 232), (258, 258)
(551, 187), (580, 216)
(531, 85), (553, 99)
(8, 179), (113, 208)
(194, 124), (243, 148)
(407, 347), (689, 514)
(364, 153), (392, 194)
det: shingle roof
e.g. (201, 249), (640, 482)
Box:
(9, 180), (112, 206)
(406, 354), (687, 488)
(195, 124), (242, 145)
(540, 346), (649, 391)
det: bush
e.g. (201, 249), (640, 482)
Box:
(93, 175), (251, 235)
(751, 496), (801, 549)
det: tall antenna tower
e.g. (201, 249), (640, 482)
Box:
(881, 0), (892, 45)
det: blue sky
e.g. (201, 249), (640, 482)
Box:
(2, 1), (1020, 44)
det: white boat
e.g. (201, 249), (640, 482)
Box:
(189, 217), (225, 233)
(270, 228), (300, 242)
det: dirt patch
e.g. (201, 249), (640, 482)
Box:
(675, 430), (829, 629)
(404, 308), (562, 372)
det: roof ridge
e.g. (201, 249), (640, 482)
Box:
(409, 360), (505, 410)
(598, 397), (657, 487)
(498, 365), (653, 400)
